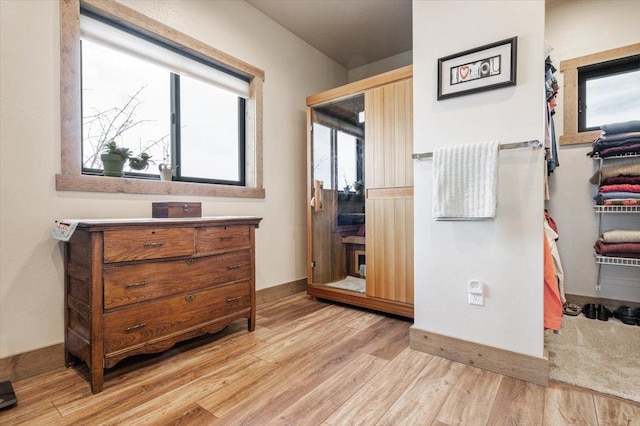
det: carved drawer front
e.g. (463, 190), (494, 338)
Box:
(103, 250), (252, 309)
(104, 228), (195, 263)
(196, 225), (250, 253)
(103, 281), (251, 354)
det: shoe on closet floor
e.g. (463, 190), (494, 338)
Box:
(634, 307), (640, 326)
(563, 303), (581, 316)
(613, 306), (636, 325)
(596, 304), (612, 321)
(581, 303), (597, 319)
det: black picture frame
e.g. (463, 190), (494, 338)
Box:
(437, 37), (517, 100)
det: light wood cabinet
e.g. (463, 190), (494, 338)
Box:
(63, 216), (261, 393)
(306, 66), (413, 317)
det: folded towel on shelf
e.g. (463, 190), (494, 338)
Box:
(594, 240), (640, 258)
(599, 184), (640, 193)
(594, 192), (640, 203)
(600, 229), (640, 244)
(589, 162), (640, 184)
(603, 199), (640, 206)
(433, 140), (500, 220)
(601, 120), (640, 135)
(601, 175), (640, 185)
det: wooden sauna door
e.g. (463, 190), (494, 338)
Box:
(364, 78), (414, 305)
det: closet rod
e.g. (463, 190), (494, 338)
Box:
(411, 139), (542, 160)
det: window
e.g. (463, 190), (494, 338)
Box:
(559, 44), (640, 146)
(81, 11), (247, 185)
(311, 123), (363, 192)
(58, 0), (265, 197)
(578, 55), (640, 132)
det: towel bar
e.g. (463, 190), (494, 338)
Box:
(412, 139), (542, 160)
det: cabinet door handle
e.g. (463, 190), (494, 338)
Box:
(219, 236), (234, 241)
(125, 280), (148, 288)
(124, 322), (147, 332)
(226, 296), (242, 303)
(185, 294), (196, 302)
(227, 264), (242, 270)
(143, 242), (164, 247)
(186, 258), (197, 265)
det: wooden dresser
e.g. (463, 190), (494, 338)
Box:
(63, 216), (261, 393)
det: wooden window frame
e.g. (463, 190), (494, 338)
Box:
(57, 0), (265, 198)
(559, 43), (640, 146)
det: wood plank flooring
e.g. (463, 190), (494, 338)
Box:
(1, 293), (639, 425)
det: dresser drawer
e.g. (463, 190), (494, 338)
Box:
(104, 228), (195, 263)
(103, 281), (251, 354)
(103, 250), (252, 309)
(196, 226), (250, 253)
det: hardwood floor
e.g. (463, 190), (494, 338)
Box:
(1, 293), (639, 425)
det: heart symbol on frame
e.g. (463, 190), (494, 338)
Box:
(459, 65), (470, 80)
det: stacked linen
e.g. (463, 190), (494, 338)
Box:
(590, 159), (640, 206)
(587, 120), (640, 158)
(594, 229), (640, 259)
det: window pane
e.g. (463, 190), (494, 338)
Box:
(179, 75), (241, 182)
(337, 131), (357, 191)
(586, 70), (640, 129)
(81, 39), (171, 173)
(313, 124), (333, 190)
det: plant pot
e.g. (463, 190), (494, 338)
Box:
(129, 158), (150, 171)
(101, 153), (127, 177)
(159, 163), (173, 181)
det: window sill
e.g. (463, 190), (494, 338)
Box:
(558, 130), (601, 146)
(55, 174), (265, 198)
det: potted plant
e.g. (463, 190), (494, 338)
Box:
(128, 152), (154, 171)
(353, 180), (364, 195)
(101, 141), (131, 177)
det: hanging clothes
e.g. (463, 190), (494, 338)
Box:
(544, 232), (563, 331)
(544, 215), (565, 304)
(545, 55), (559, 175)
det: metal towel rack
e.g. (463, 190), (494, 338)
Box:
(411, 139), (542, 160)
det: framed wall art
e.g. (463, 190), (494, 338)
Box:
(437, 37), (517, 100)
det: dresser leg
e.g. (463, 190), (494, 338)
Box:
(248, 316), (255, 332)
(90, 367), (104, 394)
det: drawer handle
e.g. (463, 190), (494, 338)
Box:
(219, 236), (234, 241)
(143, 242), (165, 247)
(226, 296), (242, 303)
(227, 264), (242, 270)
(125, 280), (148, 288)
(185, 294), (196, 302)
(124, 322), (147, 332)
(186, 258), (197, 265)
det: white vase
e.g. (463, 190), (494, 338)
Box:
(159, 164), (173, 181)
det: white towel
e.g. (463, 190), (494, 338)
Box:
(432, 140), (500, 220)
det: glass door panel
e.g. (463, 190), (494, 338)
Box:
(310, 94), (366, 293)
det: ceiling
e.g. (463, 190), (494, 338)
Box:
(245, 0), (412, 70)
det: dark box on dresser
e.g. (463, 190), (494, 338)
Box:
(152, 202), (202, 218)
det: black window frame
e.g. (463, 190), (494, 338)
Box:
(577, 55), (640, 132)
(79, 8), (248, 187)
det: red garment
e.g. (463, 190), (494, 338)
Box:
(603, 199), (640, 206)
(599, 184), (640, 193)
(544, 233), (562, 331)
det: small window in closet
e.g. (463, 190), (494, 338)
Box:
(577, 55), (640, 132)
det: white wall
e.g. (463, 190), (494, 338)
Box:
(0, 0), (346, 358)
(347, 50), (412, 82)
(413, 1), (545, 357)
(545, 0), (640, 302)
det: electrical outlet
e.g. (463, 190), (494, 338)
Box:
(468, 293), (484, 306)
